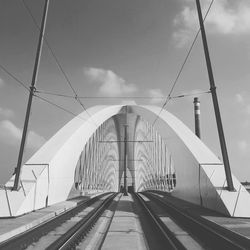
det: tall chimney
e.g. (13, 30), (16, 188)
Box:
(194, 97), (201, 138)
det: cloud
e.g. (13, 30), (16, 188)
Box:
(0, 120), (21, 144)
(172, 29), (196, 48)
(147, 89), (165, 104)
(27, 131), (46, 149)
(0, 107), (14, 118)
(0, 120), (45, 150)
(174, 0), (250, 47)
(84, 67), (137, 96)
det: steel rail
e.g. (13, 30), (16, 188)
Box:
(0, 193), (109, 250)
(97, 194), (122, 249)
(144, 192), (250, 250)
(134, 193), (185, 250)
(47, 193), (117, 250)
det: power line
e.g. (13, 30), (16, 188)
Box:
(77, 96), (164, 99)
(35, 90), (74, 98)
(34, 94), (99, 126)
(21, 0), (214, 128)
(171, 90), (210, 99)
(0, 68), (95, 128)
(36, 89), (210, 100)
(152, 0), (215, 126)
(34, 94), (87, 121)
(21, 0), (95, 125)
(36, 90), (167, 99)
(0, 64), (30, 92)
(21, 0), (77, 95)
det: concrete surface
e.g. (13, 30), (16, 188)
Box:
(0, 193), (102, 244)
(2, 105), (250, 217)
(150, 191), (250, 239)
(101, 194), (148, 250)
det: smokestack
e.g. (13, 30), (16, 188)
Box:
(194, 97), (201, 138)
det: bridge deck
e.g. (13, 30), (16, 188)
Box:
(0, 192), (250, 246)
(0, 193), (101, 244)
(150, 191), (250, 239)
(101, 194), (146, 250)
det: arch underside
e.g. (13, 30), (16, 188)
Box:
(72, 117), (119, 195)
(134, 117), (176, 192)
(0, 105), (250, 217)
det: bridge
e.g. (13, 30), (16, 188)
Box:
(1, 0), (250, 248)
(0, 104), (249, 218)
(1, 104), (250, 218)
(1, 104), (250, 249)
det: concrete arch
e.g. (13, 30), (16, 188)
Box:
(0, 104), (250, 217)
(133, 116), (176, 192)
(131, 105), (250, 217)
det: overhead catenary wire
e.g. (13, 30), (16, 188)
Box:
(0, 3), (96, 127)
(0, 60), (92, 123)
(16, 0), (213, 128)
(34, 94), (98, 126)
(171, 90), (210, 99)
(0, 64), (96, 124)
(21, 0), (97, 126)
(36, 90), (165, 99)
(34, 94), (87, 121)
(35, 90), (74, 99)
(152, 0), (215, 126)
(0, 64), (30, 92)
(36, 89), (210, 99)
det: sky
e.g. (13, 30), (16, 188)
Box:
(1, 0), (250, 183)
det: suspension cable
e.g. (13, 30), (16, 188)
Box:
(21, 0), (96, 125)
(152, 0), (214, 126)
(34, 94), (88, 121)
(35, 90), (74, 98)
(171, 90), (210, 99)
(0, 64), (30, 92)
(0, 64), (93, 123)
(36, 89), (211, 102)
(18, 0), (213, 127)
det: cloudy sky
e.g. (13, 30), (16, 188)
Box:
(0, 0), (250, 183)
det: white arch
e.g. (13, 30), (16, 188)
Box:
(0, 105), (122, 217)
(0, 104), (249, 217)
(131, 106), (250, 216)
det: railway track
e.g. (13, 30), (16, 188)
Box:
(79, 192), (204, 249)
(133, 192), (186, 250)
(0, 193), (116, 250)
(1, 192), (250, 249)
(77, 192), (168, 249)
(140, 191), (250, 250)
(45, 193), (117, 250)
